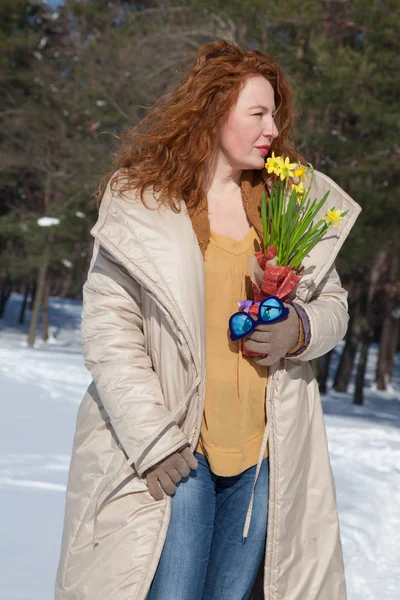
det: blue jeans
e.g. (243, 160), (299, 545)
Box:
(147, 451), (269, 600)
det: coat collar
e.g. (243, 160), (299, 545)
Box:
(91, 178), (206, 376)
(294, 169), (362, 301)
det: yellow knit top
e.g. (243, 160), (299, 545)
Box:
(194, 226), (269, 476)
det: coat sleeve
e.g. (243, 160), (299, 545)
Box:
(286, 264), (349, 362)
(81, 245), (189, 477)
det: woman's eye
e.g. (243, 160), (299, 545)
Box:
(253, 112), (278, 119)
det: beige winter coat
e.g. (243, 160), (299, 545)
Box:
(55, 169), (361, 600)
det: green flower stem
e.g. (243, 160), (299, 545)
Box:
(261, 191), (268, 252)
(261, 160), (336, 271)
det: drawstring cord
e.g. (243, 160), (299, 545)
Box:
(243, 363), (278, 539)
(242, 420), (271, 541)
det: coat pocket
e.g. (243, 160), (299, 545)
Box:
(93, 456), (150, 547)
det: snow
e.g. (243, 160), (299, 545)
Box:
(1, 293), (399, 600)
(37, 217), (60, 227)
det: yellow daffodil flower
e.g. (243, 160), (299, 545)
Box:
(323, 208), (345, 228)
(279, 156), (297, 181)
(265, 151), (283, 176)
(293, 165), (307, 181)
(292, 182), (305, 202)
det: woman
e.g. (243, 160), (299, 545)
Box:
(56, 40), (361, 600)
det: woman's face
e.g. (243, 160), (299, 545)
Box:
(218, 76), (279, 171)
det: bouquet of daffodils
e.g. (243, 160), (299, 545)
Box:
(238, 153), (348, 359)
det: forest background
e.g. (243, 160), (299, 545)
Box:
(0, 0), (399, 404)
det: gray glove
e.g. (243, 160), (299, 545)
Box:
(145, 445), (198, 501)
(243, 303), (300, 366)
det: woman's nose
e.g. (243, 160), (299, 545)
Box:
(263, 117), (279, 139)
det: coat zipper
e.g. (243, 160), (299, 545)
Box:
(264, 361), (282, 600)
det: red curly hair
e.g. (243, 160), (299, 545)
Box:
(97, 40), (304, 211)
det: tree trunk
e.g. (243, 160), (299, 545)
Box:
(387, 319), (400, 385)
(334, 252), (385, 395)
(27, 169), (53, 345)
(317, 349), (334, 394)
(333, 308), (360, 393)
(18, 282), (31, 324)
(354, 322), (371, 405)
(375, 251), (399, 390)
(27, 247), (49, 347)
(30, 280), (37, 311)
(0, 273), (13, 318)
(60, 242), (80, 297)
(42, 281), (50, 342)
(352, 251), (382, 404)
(376, 312), (394, 390)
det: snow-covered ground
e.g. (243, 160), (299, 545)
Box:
(0, 293), (399, 600)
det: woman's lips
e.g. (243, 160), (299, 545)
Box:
(256, 146), (270, 156)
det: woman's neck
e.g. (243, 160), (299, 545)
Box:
(206, 151), (242, 198)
